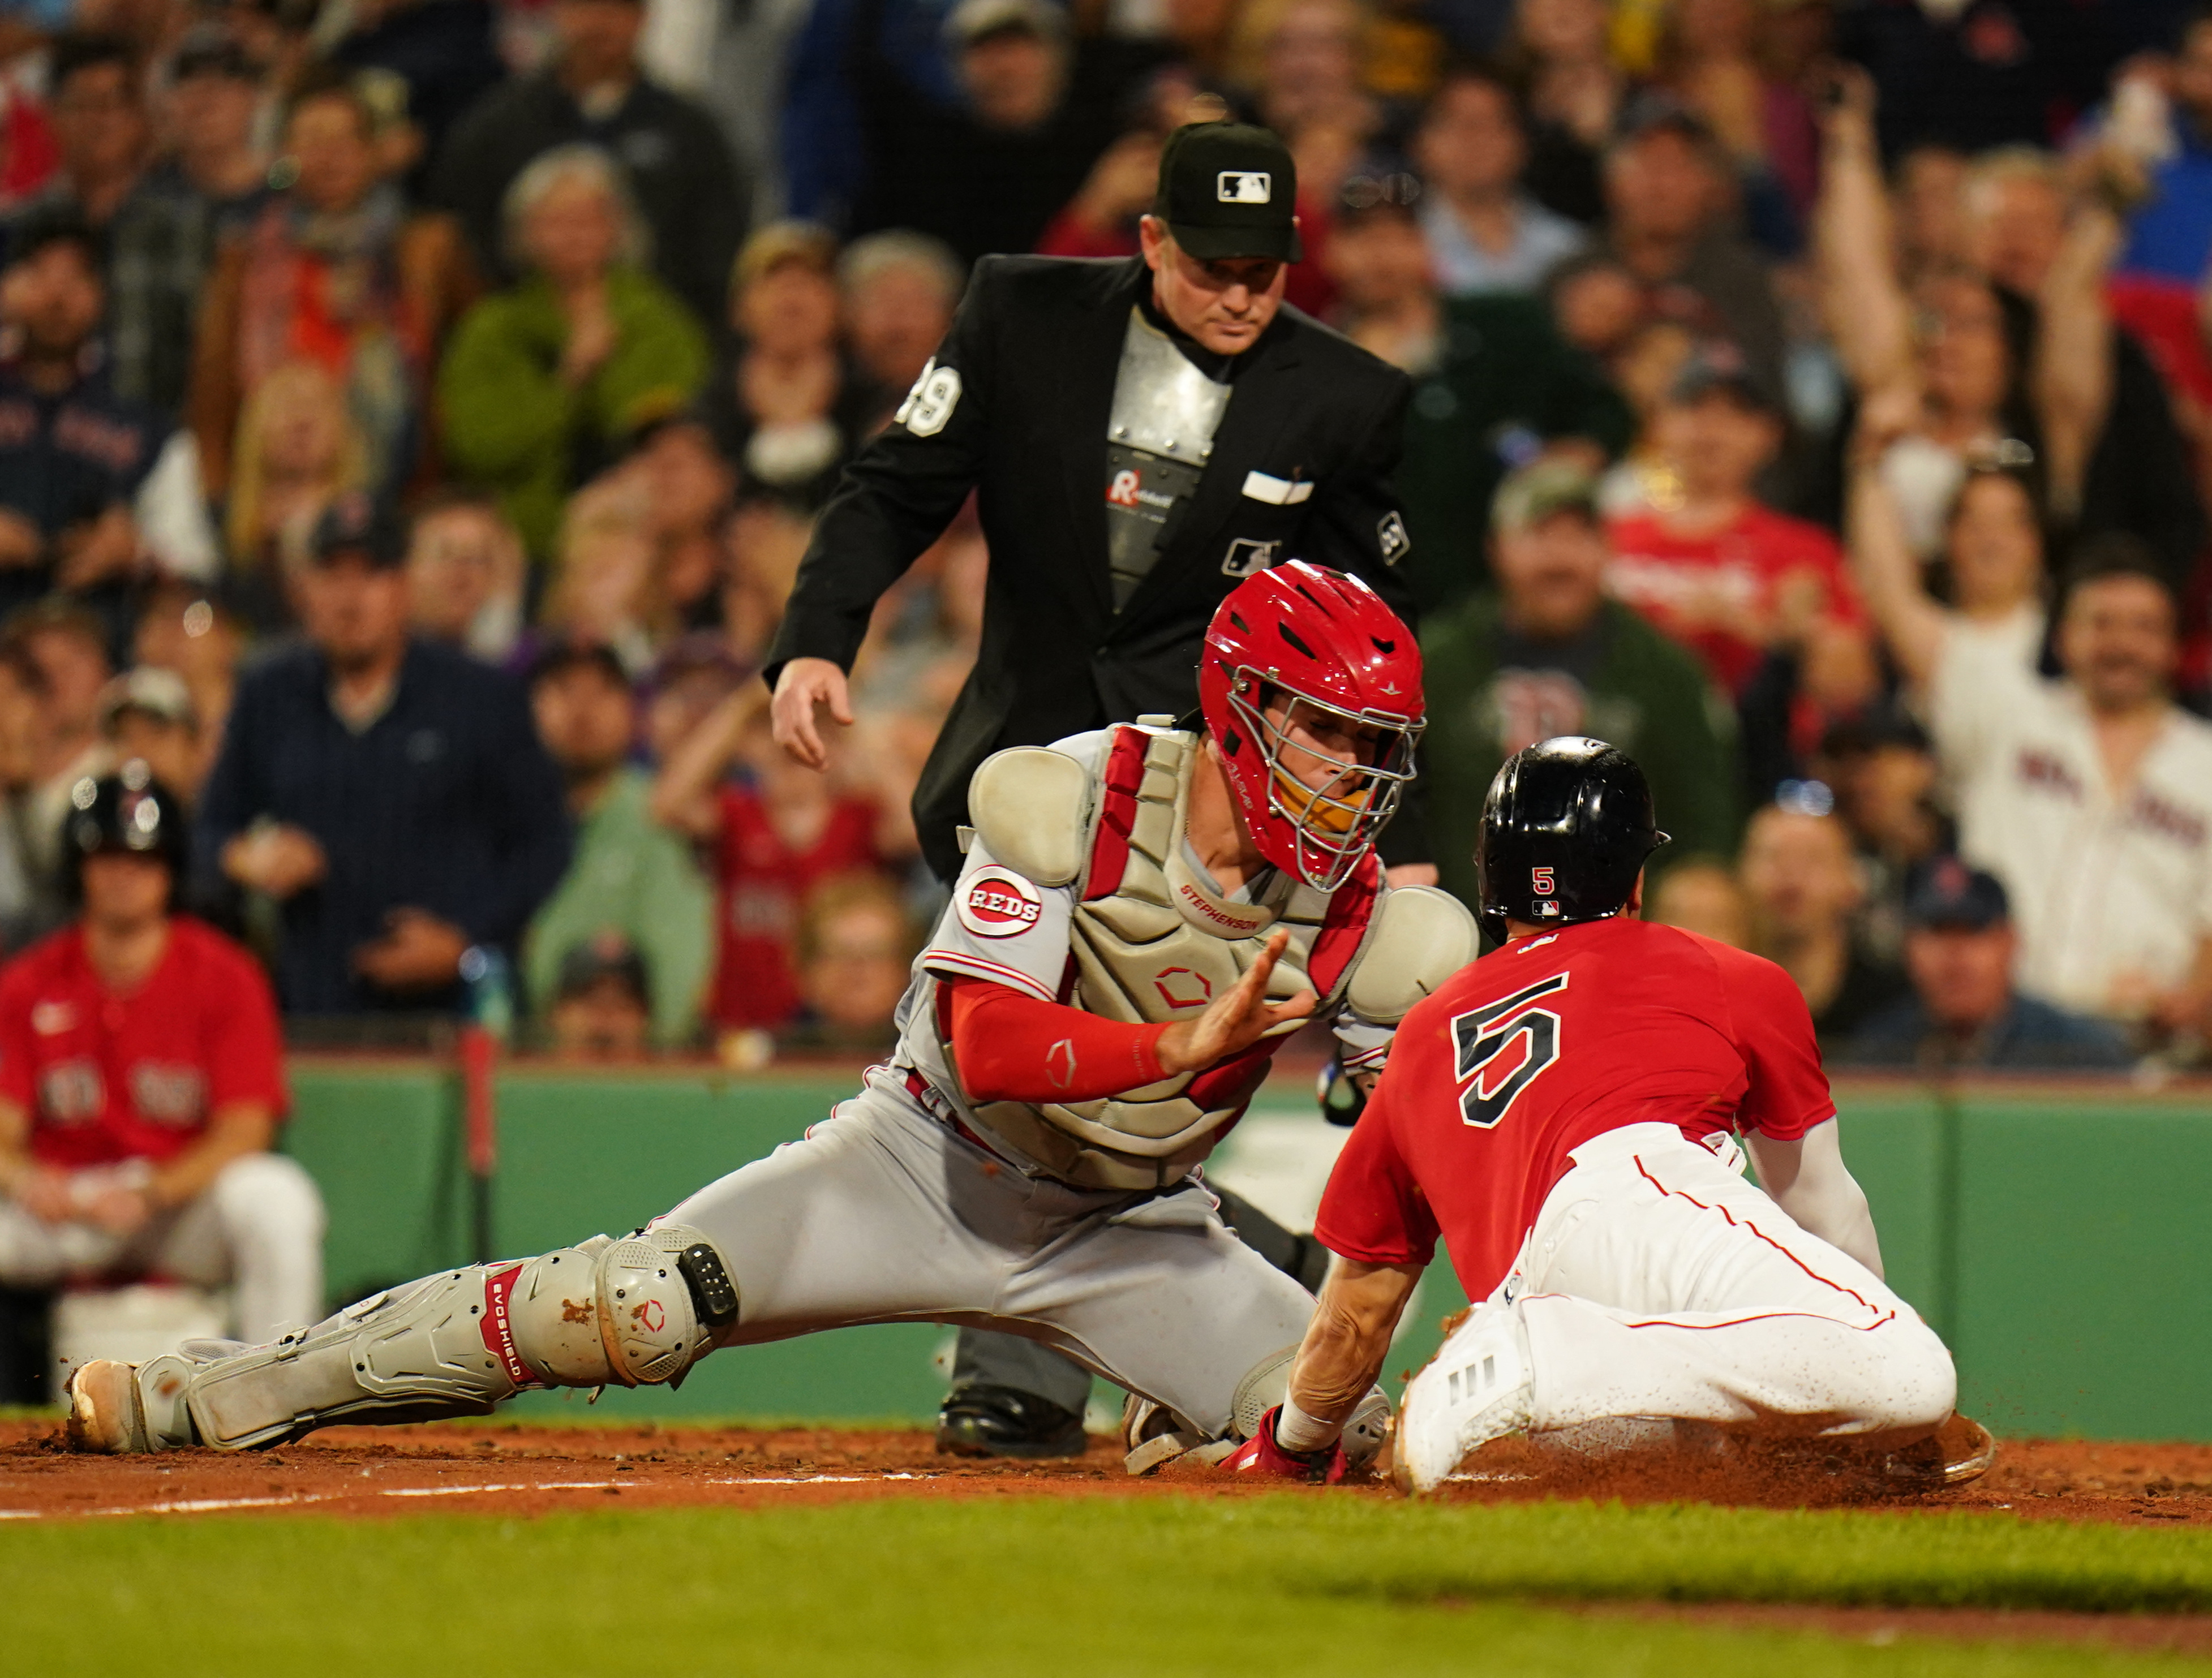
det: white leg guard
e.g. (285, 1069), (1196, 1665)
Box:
(102, 1225), (738, 1452)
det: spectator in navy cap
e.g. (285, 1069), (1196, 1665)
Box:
(1839, 859), (2134, 1073)
(1596, 100), (1787, 398)
(195, 490), (572, 1021)
(9, 32), (214, 418)
(546, 928), (654, 1060)
(156, 29), (270, 236)
(0, 207), (219, 628)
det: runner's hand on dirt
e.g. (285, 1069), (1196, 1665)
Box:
(771, 657), (853, 769)
(1221, 1406), (1347, 1483)
(1157, 928), (1315, 1075)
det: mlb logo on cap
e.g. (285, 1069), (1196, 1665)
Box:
(1157, 121), (1303, 261)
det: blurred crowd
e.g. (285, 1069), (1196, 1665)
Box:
(0, 0), (2193, 1079)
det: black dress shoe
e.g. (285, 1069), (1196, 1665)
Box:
(935, 1383), (1089, 1458)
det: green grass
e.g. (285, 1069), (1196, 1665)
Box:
(13, 1495), (2212, 1675)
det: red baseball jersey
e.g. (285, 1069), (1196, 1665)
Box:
(0, 917), (287, 1170)
(1604, 504), (1859, 696)
(1314, 915), (1834, 1303)
(709, 786), (883, 1031)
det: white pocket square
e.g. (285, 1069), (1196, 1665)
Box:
(1242, 470), (1314, 505)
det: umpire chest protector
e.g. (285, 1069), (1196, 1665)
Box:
(948, 724), (1391, 1190)
(1103, 309), (1233, 606)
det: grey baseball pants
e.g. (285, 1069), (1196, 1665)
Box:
(658, 1068), (1315, 1435)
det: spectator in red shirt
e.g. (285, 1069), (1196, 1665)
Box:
(1605, 345), (1859, 697)
(652, 686), (885, 1038)
(0, 767), (322, 1346)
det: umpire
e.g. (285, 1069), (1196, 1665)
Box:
(765, 119), (1429, 1461)
(767, 118), (1423, 879)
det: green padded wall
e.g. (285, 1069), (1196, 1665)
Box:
(279, 1061), (2211, 1437)
(1950, 1091), (2212, 1440)
(490, 1070), (942, 1423)
(284, 1063), (467, 1303)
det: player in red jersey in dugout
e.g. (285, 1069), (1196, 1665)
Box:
(0, 767), (321, 1351)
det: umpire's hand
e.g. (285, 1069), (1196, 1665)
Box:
(771, 657), (855, 769)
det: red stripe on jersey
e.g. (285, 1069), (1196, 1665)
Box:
(926, 950), (1058, 1002)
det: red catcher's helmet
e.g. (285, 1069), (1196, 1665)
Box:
(1198, 561), (1423, 890)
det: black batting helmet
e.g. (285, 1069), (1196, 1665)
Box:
(1475, 737), (1668, 944)
(62, 760), (188, 901)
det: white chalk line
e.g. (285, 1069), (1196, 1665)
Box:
(0, 1469), (936, 1521)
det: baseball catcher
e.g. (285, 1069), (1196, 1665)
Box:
(66, 562), (1474, 1469)
(1223, 737), (1994, 1492)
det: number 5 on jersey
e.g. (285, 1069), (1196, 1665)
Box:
(1451, 974), (1569, 1128)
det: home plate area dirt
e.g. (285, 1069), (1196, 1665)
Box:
(3, 1419), (2211, 1527)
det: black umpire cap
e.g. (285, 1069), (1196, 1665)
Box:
(1154, 121), (1303, 263)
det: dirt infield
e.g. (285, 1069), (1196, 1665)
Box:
(3, 1418), (2210, 1528)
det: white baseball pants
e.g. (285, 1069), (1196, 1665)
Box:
(1420, 1123), (1955, 1448)
(0, 1153), (326, 1345)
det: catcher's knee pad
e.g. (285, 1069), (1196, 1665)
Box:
(1120, 1345), (1393, 1475)
(161, 1225), (739, 1450)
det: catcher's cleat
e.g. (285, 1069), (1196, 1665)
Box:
(936, 1385), (1088, 1460)
(66, 1359), (152, 1455)
(66, 1353), (204, 1453)
(1881, 1412), (1997, 1491)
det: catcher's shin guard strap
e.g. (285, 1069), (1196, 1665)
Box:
(182, 1225), (736, 1449)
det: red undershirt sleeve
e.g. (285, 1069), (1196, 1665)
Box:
(943, 975), (1170, 1104)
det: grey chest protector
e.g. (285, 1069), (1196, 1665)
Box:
(950, 724), (1473, 1191)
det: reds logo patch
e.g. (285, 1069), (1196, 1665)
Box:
(956, 868), (1043, 939)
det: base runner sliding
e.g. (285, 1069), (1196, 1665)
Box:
(65, 563), (1476, 1470)
(1226, 737), (1995, 1491)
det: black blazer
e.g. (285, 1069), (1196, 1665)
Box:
(767, 255), (1418, 880)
